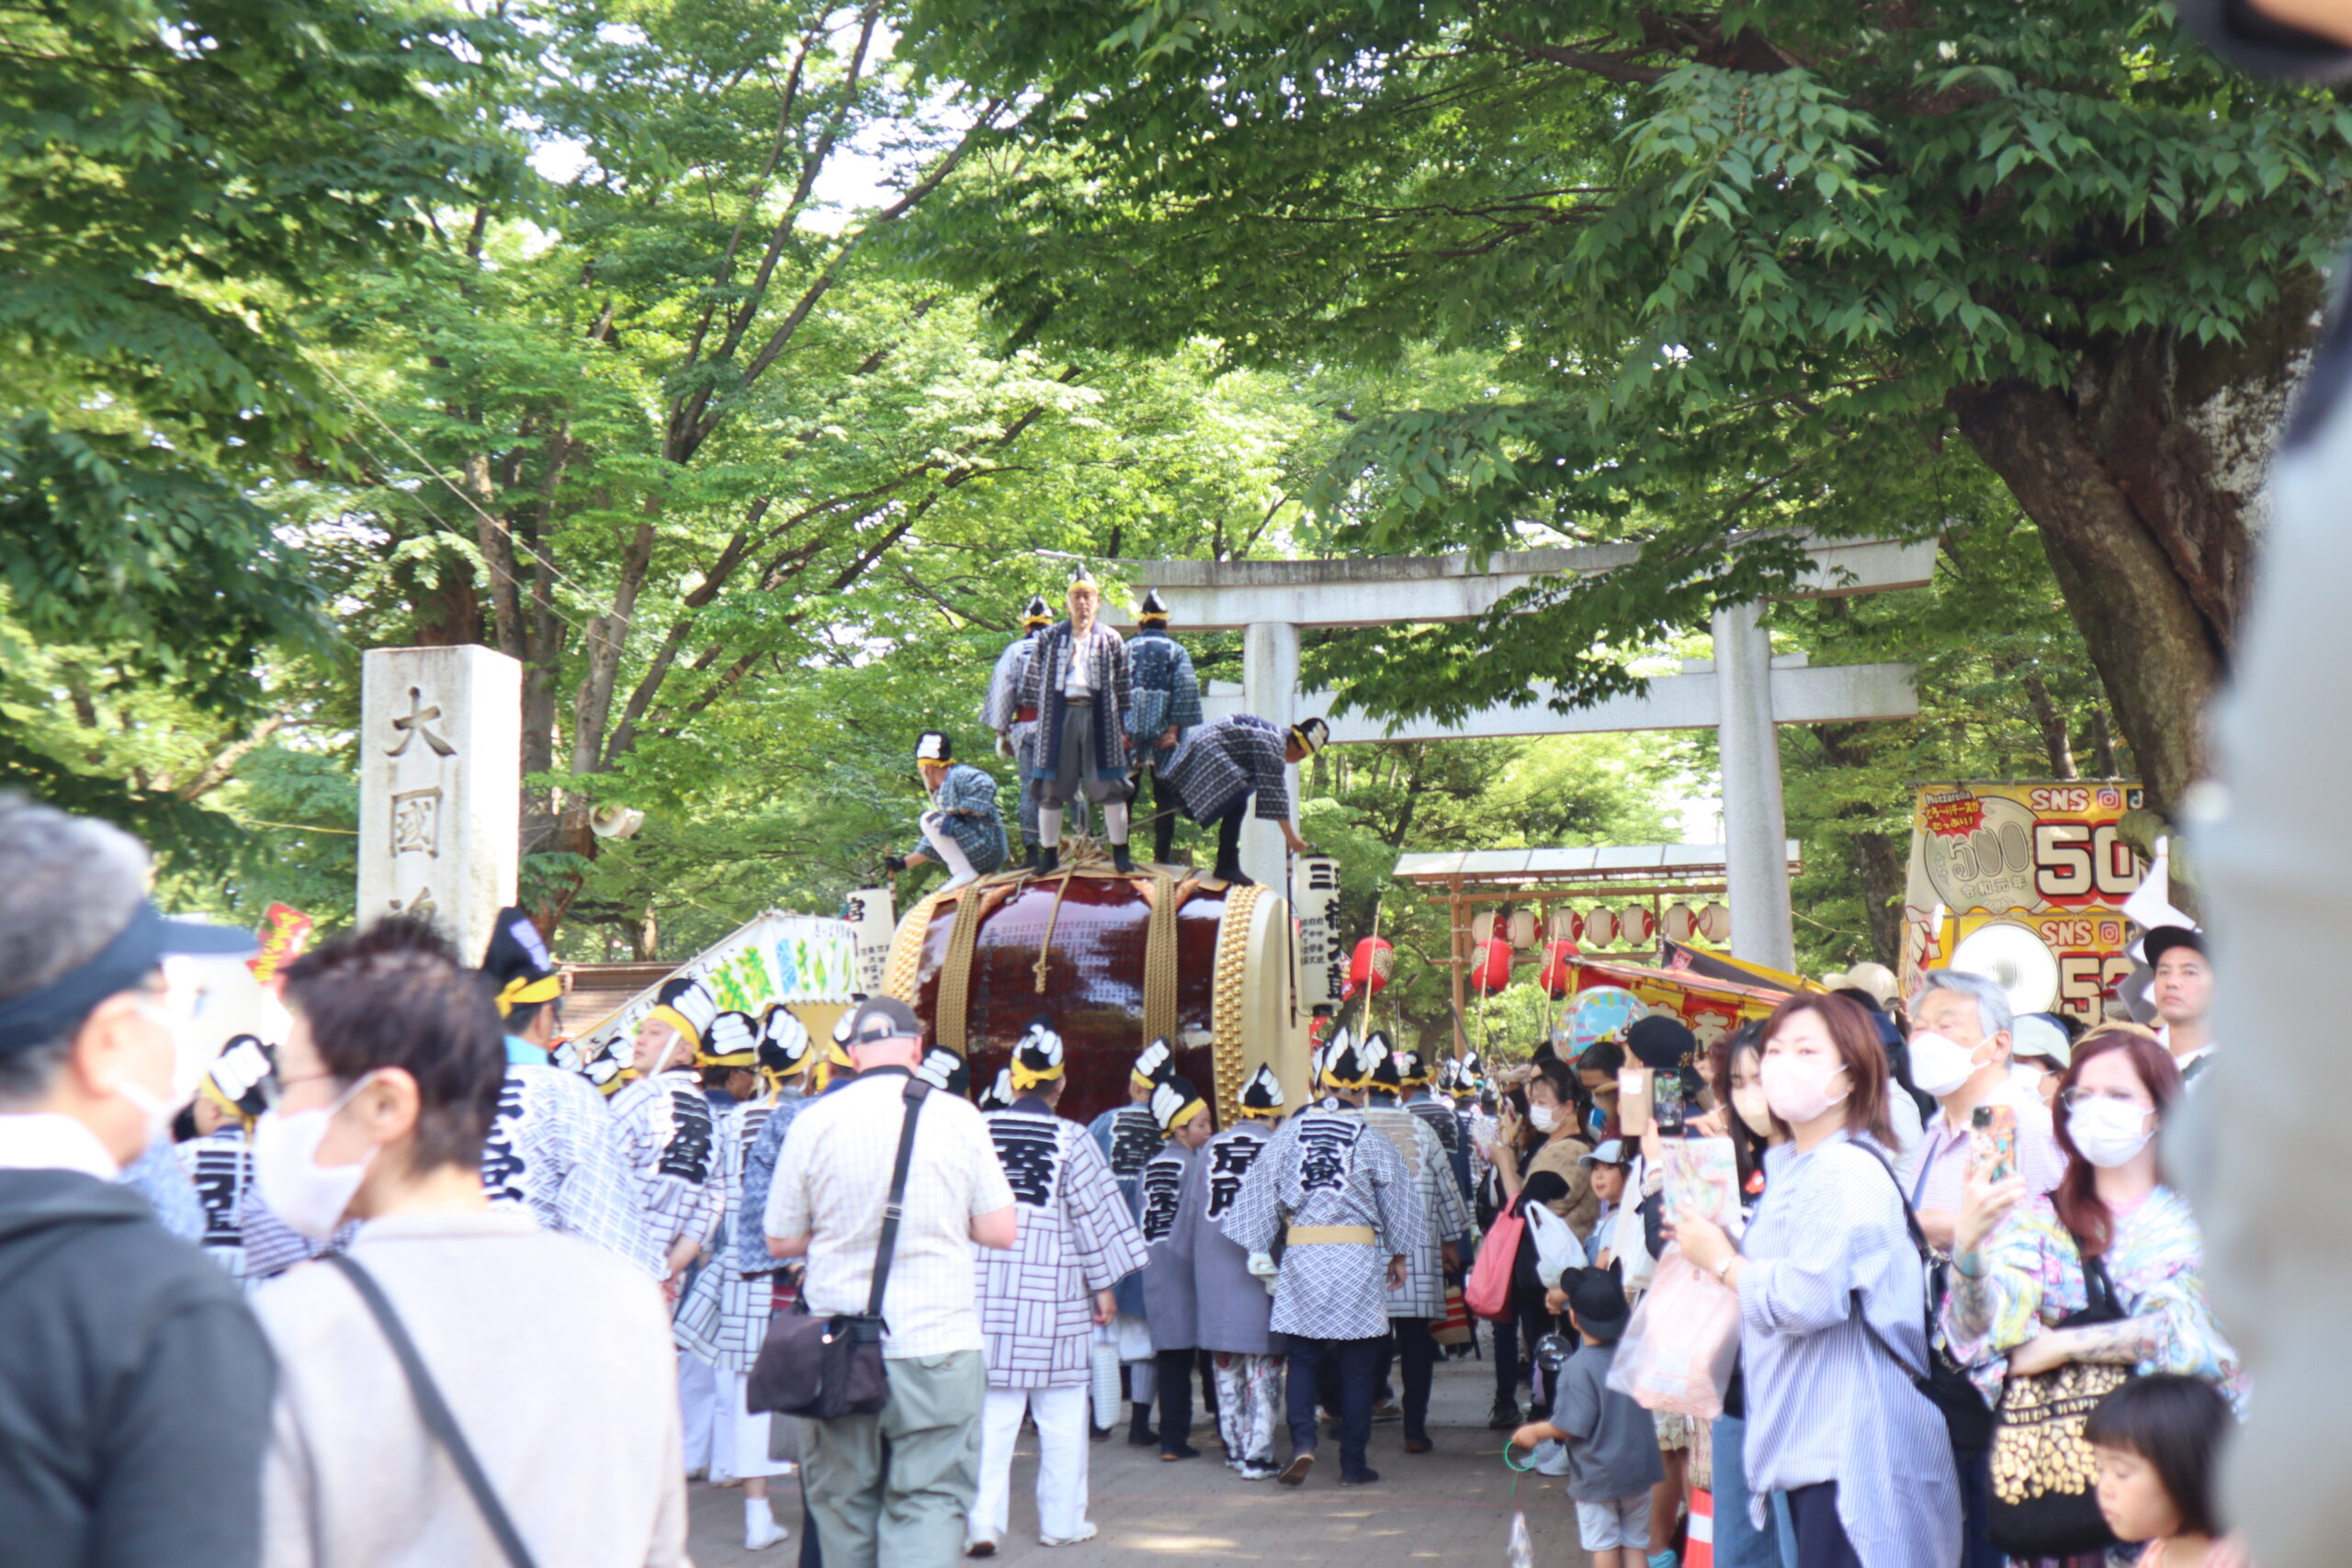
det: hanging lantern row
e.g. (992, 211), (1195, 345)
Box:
(1472, 901), (1729, 953)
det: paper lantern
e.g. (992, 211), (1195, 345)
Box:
(1620, 905), (1657, 945)
(1471, 910), (1497, 945)
(1583, 907), (1620, 948)
(1663, 903), (1697, 942)
(1341, 935), (1395, 1000)
(1506, 909), (1539, 950)
(1467, 937), (1515, 995)
(1700, 902), (1732, 942)
(1546, 908), (1581, 943)
(1537, 940), (1581, 998)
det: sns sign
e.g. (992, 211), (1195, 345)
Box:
(1905, 783), (2148, 1022)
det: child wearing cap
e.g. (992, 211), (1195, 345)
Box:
(1514, 1261), (1663, 1568)
(1577, 1142), (1634, 1268)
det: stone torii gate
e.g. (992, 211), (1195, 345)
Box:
(1126, 536), (1935, 970)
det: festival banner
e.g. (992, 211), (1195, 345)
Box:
(571, 910), (859, 1053)
(1902, 782), (2148, 1022)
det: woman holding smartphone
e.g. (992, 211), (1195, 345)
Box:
(1672, 993), (1960, 1568)
(1941, 1027), (2245, 1416)
(1490, 1064), (1596, 1427)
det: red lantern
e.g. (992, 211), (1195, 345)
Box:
(1537, 939), (1581, 998)
(1341, 935), (1395, 1000)
(1468, 937), (1515, 995)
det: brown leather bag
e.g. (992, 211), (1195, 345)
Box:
(748, 1077), (930, 1419)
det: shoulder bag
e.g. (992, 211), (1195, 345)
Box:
(1986, 1233), (2128, 1558)
(327, 1253), (540, 1568)
(1857, 1148), (1996, 1451)
(748, 1076), (931, 1419)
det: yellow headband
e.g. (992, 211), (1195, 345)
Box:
(697, 1047), (760, 1069)
(495, 973), (562, 1019)
(1161, 1096), (1208, 1134)
(650, 1005), (703, 1053)
(198, 1077), (254, 1128)
(1011, 1058), (1065, 1092)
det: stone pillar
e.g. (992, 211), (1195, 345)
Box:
(1238, 620), (1301, 889)
(357, 645), (523, 967)
(1712, 604), (1795, 972)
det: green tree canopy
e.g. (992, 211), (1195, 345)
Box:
(0, 0), (511, 831)
(904, 0), (2352, 819)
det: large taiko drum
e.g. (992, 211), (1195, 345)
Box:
(880, 863), (1300, 1127)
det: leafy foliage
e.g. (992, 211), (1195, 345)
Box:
(0, 0), (511, 835)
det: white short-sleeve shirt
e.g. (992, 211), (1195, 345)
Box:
(767, 1069), (1015, 1359)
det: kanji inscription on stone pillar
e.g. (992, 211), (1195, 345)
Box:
(357, 646), (522, 965)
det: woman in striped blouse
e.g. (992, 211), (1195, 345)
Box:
(1674, 993), (1962, 1568)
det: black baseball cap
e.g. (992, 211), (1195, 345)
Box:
(2143, 926), (2205, 966)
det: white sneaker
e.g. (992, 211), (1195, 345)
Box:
(743, 1512), (788, 1551)
(1041, 1522), (1100, 1547)
(1530, 1438), (1572, 1477)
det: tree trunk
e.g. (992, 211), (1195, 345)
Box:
(2090, 705), (2120, 778)
(1951, 299), (2312, 818)
(2017, 670), (2079, 781)
(1851, 829), (1905, 969)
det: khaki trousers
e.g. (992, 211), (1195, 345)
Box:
(801, 1349), (986, 1568)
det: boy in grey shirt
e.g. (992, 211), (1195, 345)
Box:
(1513, 1261), (1662, 1568)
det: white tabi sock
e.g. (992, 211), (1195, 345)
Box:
(1102, 800), (1130, 844)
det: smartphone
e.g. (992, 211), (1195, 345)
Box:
(1618, 1066), (1653, 1139)
(1970, 1103), (2018, 1184)
(1654, 1074), (1687, 1137)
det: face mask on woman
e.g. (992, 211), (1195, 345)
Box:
(1528, 1102), (1559, 1134)
(1905, 1031), (1982, 1099)
(252, 1073), (380, 1240)
(1732, 1084), (1775, 1137)
(1760, 1053), (1849, 1126)
(2067, 1098), (2155, 1168)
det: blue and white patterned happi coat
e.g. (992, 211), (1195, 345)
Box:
(1019, 620), (1134, 784)
(1124, 630), (1203, 775)
(1221, 1105), (1421, 1341)
(922, 760), (1008, 873)
(1165, 714), (1293, 825)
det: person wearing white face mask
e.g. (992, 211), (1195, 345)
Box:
(250, 917), (687, 1568)
(1897, 969), (2066, 1257)
(0, 796), (273, 1568)
(1942, 1028), (2245, 1436)
(1671, 993), (1962, 1568)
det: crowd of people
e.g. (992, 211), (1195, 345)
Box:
(0, 774), (2253, 1568)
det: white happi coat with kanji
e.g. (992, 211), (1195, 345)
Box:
(977, 1105), (1148, 1388)
(481, 1060), (658, 1277)
(606, 1068), (724, 1271)
(1221, 1106), (1421, 1342)
(675, 1093), (783, 1371)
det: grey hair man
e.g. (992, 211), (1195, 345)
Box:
(0, 795), (272, 1567)
(1899, 969), (2064, 1247)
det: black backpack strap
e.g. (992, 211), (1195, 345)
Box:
(327, 1254), (541, 1568)
(865, 1077), (932, 1321)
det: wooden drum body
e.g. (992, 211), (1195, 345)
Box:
(881, 869), (1301, 1129)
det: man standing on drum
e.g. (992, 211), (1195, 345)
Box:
(1160, 714), (1326, 886)
(1123, 588), (1203, 865)
(1020, 566), (1136, 875)
(982, 592), (1054, 864)
(1222, 1030), (1422, 1489)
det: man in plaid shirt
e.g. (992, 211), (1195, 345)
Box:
(1162, 714), (1327, 885)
